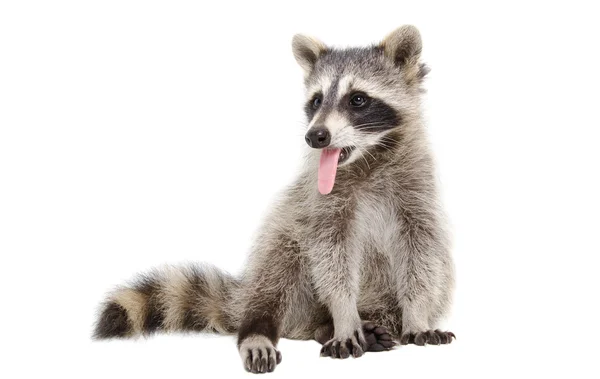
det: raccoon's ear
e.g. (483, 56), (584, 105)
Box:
(380, 25), (422, 67)
(292, 34), (327, 75)
(380, 25), (430, 84)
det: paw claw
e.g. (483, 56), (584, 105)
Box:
(319, 322), (398, 358)
(331, 340), (339, 358)
(320, 327), (366, 359)
(352, 345), (364, 358)
(339, 341), (350, 359)
(414, 332), (427, 346)
(427, 330), (441, 345)
(239, 338), (281, 373)
(401, 330), (455, 346)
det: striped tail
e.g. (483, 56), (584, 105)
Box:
(93, 263), (240, 339)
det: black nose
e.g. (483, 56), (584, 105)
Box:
(305, 128), (331, 148)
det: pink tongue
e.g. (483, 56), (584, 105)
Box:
(318, 148), (341, 195)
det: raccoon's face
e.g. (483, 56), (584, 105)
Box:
(292, 26), (430, 194)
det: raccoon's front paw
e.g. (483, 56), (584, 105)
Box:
(239, 335), (282, 373)
(400, 330), (456, 346)
(320, 329), (368, 359)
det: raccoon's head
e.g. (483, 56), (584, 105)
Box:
(292, 25), (429, 194)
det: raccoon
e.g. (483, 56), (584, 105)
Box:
(93, 25), (455, 374)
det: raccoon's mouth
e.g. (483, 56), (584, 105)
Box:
(338, 146), (355, 164)
(317, 146), (355, 195)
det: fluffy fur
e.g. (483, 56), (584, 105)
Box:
(93, 25), (455, 374)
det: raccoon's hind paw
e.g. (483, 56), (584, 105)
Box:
(362, 322), (396, 352)
(400, 330), (455, 346)
(320, 329), (367, 359)
(239, 335), (282, 374)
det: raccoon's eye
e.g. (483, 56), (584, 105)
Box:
(312, 96), (322, 109)
(349, 93), (367, 107)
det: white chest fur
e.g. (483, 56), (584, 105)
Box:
(352, 194), (401, 257)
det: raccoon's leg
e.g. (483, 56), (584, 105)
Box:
(314, 321), (396, 352)
(308, 240), (368, 359)
(236, 237), (304, 373)
(237, 289), (284, 373)
(394, 207), (456, 346)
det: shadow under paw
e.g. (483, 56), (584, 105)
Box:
(400, 330), (456, 346)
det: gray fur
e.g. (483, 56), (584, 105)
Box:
(93, 25), (454, 373)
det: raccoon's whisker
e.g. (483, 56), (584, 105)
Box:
(380, 139), (399, 149)
(378, 134), (398, 143)
(352, 123), (387, 130)
(335, 122), (386, 134)
(376, 144), (393, 153)
(357, 126), (393, 132)
(374, 136), (396, 151)
(351, 121), (386, 127)
(360, 122), (402, 131)
(376, 139), (395, 149)
(377, 137), (395, 146)
(376, 141), (396, 153)
(353, 125), (385, 130)
(354, 145), (371, 170)
(363, 147), (377, 162)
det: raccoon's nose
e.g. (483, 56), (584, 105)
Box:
(305, 128), (331, 148)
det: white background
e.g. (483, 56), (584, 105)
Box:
(1, 1), (599, 378)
